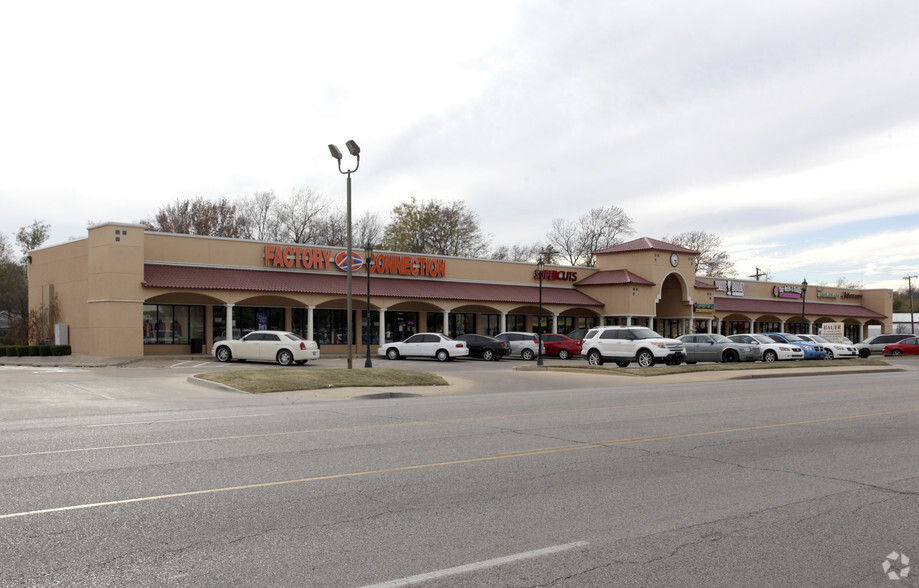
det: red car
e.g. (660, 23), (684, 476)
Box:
(883, 337), (919, 356)
(540, 333), (582, 359)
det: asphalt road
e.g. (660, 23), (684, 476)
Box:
(1, 361), (918, 586)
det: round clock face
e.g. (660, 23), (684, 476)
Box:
(670, 253), (679, 267)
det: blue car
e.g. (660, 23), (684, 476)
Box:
(763, 333), (827, 360)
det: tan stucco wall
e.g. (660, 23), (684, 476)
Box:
(26, 223), (895, 357)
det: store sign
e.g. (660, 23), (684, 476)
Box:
(714, 279), (745, 297)
(773, 285), (804, 299)
(843, 291), (862, 299)
(694, 303), (716, 314)
(817, 288), (839, 299)
(533, 270), (577, 281)
(820, 322), (845, 342)
(263, 245), (447, 277)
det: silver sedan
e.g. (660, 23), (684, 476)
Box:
(677, 334), (758, 363)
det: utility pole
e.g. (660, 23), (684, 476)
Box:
(748, 267), (766, 281)
(905, 275), (917, 334)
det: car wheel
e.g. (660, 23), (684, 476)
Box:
(295, 360), (308, 365)
(723, 350), (739, 363)
(763, 350), (778, 363)
(890, 349), (903, 356)
(615, 361), (630, 367)
(686, 361), (697, 365)
(436, 349), (450, 362)
(386, 348), (400, 360)
(521, 348), (535, 361)
(858, 348), (871, 358)
(558, 349), (570, 360)
(215, 346), (232, 362)
(587, 350), (604, 366)
(482, 349), (495, 361)
(277, 349), (294, 366)
(637, 350), (655, 368)
(824, 350), (834, 360)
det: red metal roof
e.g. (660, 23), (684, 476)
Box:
(595, 237), (699, 255)
(714, 296), (886, 319)
(575, 269), (654, 286)
(143, 264), (603, 307)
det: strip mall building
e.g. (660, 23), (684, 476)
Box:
(28, 222), (892, 357)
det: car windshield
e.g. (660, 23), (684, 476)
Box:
(783, 335), (805, 342)
(751, 335), (773, 344)
(808, 335), (830, 343)
(632, 328), (664, 340)
(711, 334), (731, 343)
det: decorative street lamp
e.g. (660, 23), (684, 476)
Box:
(537, 254), (545, 366)
(800, 278), (808, 334)
(328, 140), (360, 369)
(364, 242), (373, 369)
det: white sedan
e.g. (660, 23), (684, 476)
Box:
(727, 334), (805, 362)
(214, 331), (320, 365)
(379, 333), (469, 362)
(797, 334), (858, 359)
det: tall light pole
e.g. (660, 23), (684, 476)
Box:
(800, 278), (808, 334)
(905, 274), (917, 334)
(328, 140), (360, 369)
(536, 254), (545, 366)
(364, 242), (373, 368)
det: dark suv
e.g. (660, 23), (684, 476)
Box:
(855, 333), (917, 358)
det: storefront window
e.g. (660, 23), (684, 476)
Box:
(236, 307), (284, 336)
(144, 304), (204, 345)
(426, 312), (444, 334)
(531, 314), (553, 334)
(385, 311), (418, 342)
(482, 314), (501, 337)
(361, 310), (380, 345)
(756, 321), (781, 333)
(315, 309), (349, 345)
(506, 314), (527, 332)
(449, 313), (476, 337)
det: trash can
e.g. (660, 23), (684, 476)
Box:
(190, 338), (204, 354)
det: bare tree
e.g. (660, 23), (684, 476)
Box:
(354, 211), (384, 249)
(663, 230), (736, 277)
(547, 206), (635, 266)
(280, 187), (330, 244)
(834, 277), (864, 289)
(143, 197), (249, 238)
(238, 191), (281, 241)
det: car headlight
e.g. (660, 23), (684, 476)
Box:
(652, 342), (667, 348)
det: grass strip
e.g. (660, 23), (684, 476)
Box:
(196, 367), (448, 393)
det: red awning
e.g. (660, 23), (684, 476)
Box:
(714, 296), (885, 319)
(142, 264), (603, 307)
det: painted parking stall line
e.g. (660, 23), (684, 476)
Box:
(359, 541), (590, 588)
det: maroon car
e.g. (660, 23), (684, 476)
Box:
(540, 333), (582, 359)
(883, 337), (919, 356)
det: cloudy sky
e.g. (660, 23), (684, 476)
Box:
(2, 0), (918, 290)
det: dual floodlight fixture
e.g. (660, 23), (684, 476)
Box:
(328, 140), (361, 162)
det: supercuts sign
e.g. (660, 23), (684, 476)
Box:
(264, 245), (447, 278)
(533, 270), (577, 281)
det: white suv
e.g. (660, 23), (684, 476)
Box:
(581, 326), (685, 368)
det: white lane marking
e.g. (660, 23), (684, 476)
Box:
(169, 361), (194, 368)
(359, 541), (590, 587)
(87, 413), (273, 428)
